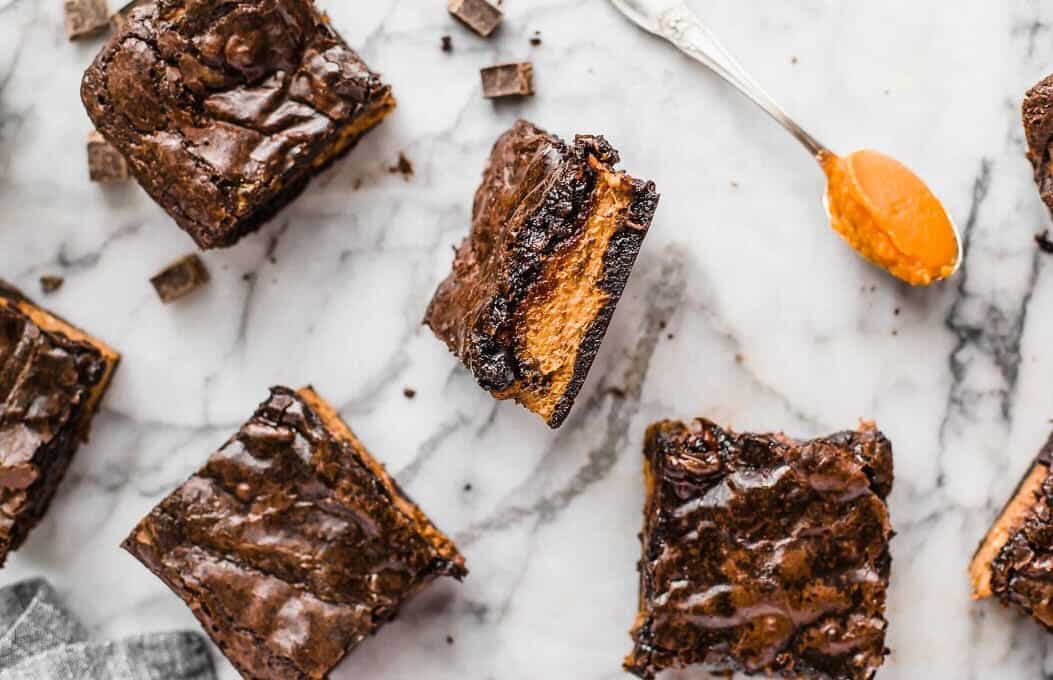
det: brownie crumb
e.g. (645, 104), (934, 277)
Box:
(39, 276), (65, 294)
(530, 31), (542, 46)
(1036, 230), (1053, 254)
(734, 353), (744, 364)
(390, 153), (415, 180)
(441, 35), (453, 52)
(893, 308), (901, 316)
(403, 387), (417, 399)
(463, 483), (473, 492)
(446, 635), (455, 645)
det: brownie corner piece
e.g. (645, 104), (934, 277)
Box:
(424, 120), (659, 428)
(121, 386), (465, 680)
(0, 281), (120, 566)
(80, 0), (396, 249)
(971, 431), (1053, 630)
(1024, 72), (1053, 216)
(626, 419), (893, 680)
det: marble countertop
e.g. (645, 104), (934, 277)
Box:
(2, 0), (1053, 678)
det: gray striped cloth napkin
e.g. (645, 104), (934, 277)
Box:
(0, 579), (215, 680)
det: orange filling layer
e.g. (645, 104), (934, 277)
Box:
(821, 150), (958, 286)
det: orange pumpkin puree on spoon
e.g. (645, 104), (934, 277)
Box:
(820, 150), (958, 286)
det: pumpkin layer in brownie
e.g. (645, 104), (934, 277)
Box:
(424, 120), (659, 428)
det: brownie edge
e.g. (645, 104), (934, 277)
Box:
(626, 419), (893, 680)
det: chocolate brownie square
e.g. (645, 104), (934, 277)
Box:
(81, 0), (396, 249)
(971, 431), (1053, 629)
(122, 386), (467, 680)
(0, 281), (120, 566)
(625, 419), (894, 680)
(424, 120), (659, 428)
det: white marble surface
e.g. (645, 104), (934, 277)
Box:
(2, 0), (1053, 678)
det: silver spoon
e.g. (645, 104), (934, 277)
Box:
(609, 0), (963, 282)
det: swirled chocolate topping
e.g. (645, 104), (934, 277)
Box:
(81, 0), (395, 249)
(0, 283), (118, 566)
(122, 386), (466, 680)
(626, 419), (893, 680)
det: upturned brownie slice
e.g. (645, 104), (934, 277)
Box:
(122, 386), (467, 680)
(971, 431), (1053, 629)
(1024, 74), (1053, 217)
(81, 0), (396, 249)
(626, 419), (894, 680)
(0, 281), (120, 566)
(424, 120), (659, 428)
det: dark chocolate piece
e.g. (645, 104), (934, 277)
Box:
(150, 254), (210, 304)
(971, 432), (1053, 629)
(0, 281), (120, 567)
(481, 63), (534, 99)
(1024, 74), (1053, 218)
(64, 0), (109, 40)
(424, 120), (658, 428)
(87, 131), (129, 183)
(81, 0), (396, 249)
(389, 152), (414, 180)
(626, 419), (894, 680)
(122, 386), (467, 680)
(39, 276), (64, 295)
(447, 0), (502, 38)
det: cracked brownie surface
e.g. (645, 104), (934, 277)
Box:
(0, 282), (119, 566)
(122, 386), (466, 680)
(81, 0), (395, 249)
(1025, 74), (1053, 218)
(626, 419), (893, 680)
(424, 120), (659, 428)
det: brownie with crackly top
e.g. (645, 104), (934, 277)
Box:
(971, 430), (1053, 631)
(81, 0), (396, 249)
(625, 419), (894, 680)
(0, 281), (120, 567)
(424, 120), (659, 429)
(122, 386), (466, 680)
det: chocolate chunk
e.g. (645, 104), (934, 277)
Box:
(39, 276), (64, 295)
(86, 131), (129, 183)
(64, 0), (109, 40)
(403, 387), (416, 399)
(150, 254), (210, 304)
(122, 386), (466, 680)
(0, 281), (120, 567)
(447, 0), (502, 38)
(81, 0), (397, 249)
(481, 63), (534, 99)
(424, 120), (659, 428)
(972, 432), (1053, 630)
(625, 420), (894, 680)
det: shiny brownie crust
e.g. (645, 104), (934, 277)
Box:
(1025, 74), (1053, 217)
(626, 419), (894, 680)
(81, 0), (394, 249)
(424, 120), (659, 428)
(122, 387), (466, 680)
(0, 281), (118, 567)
